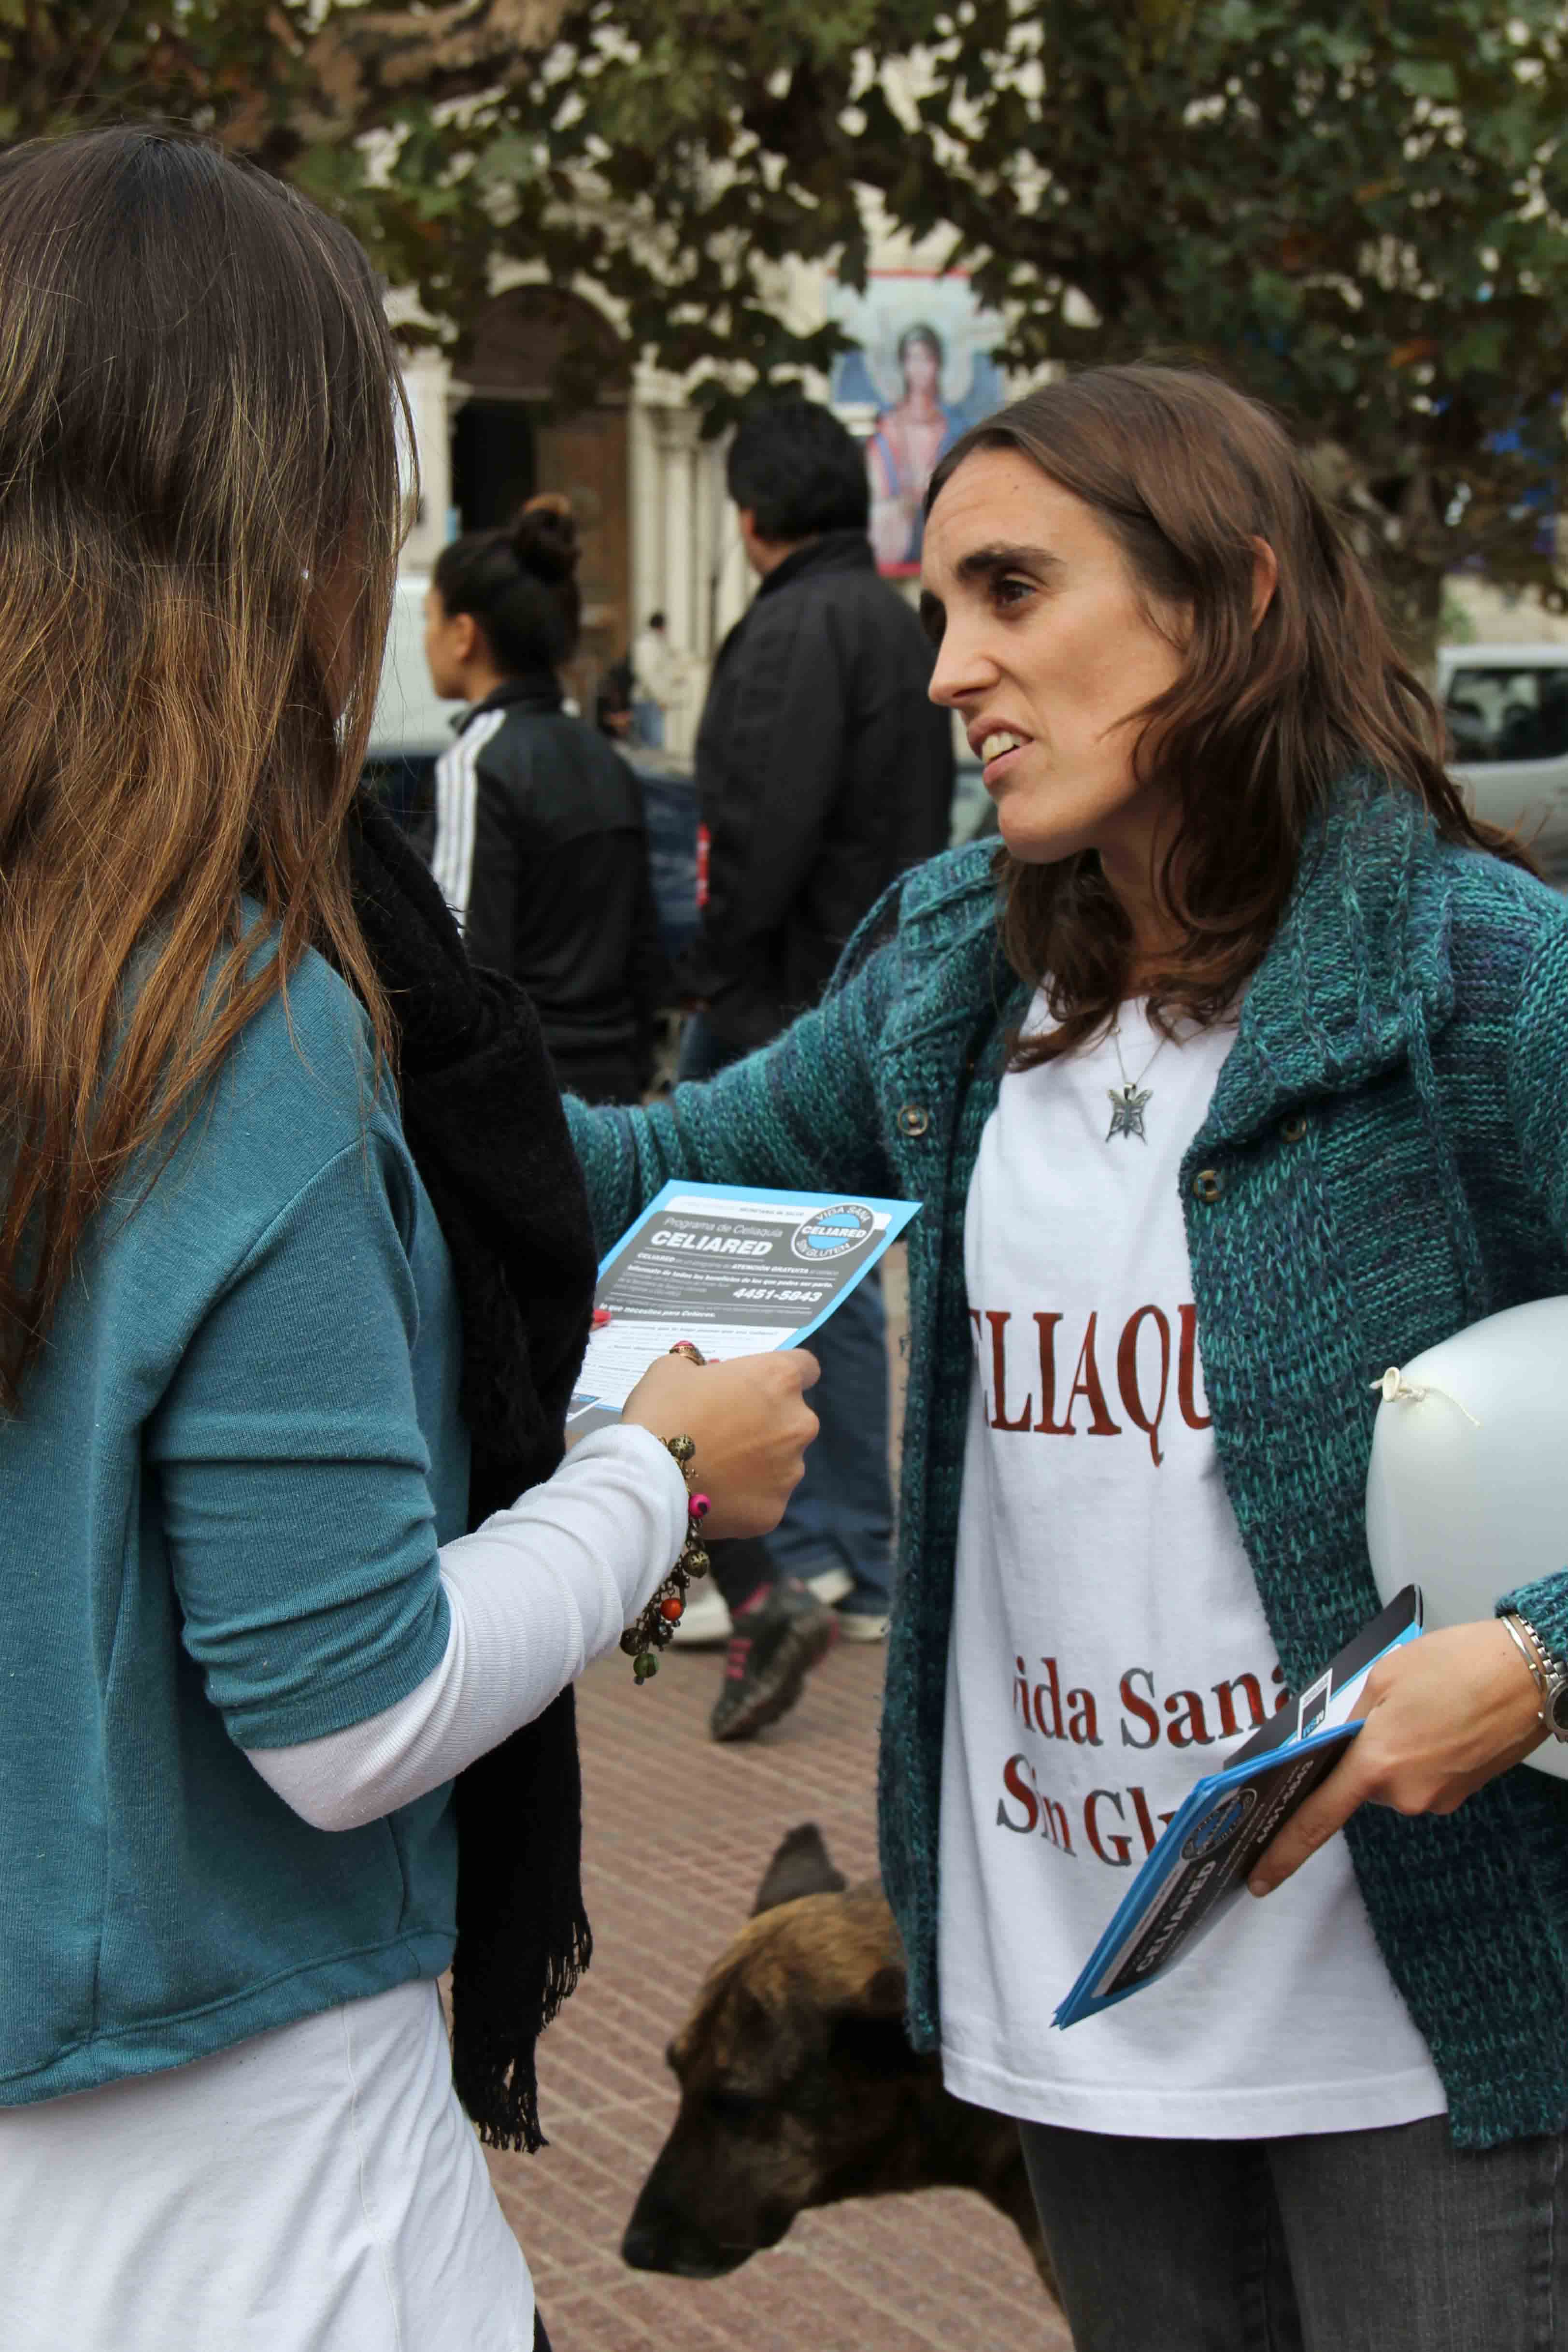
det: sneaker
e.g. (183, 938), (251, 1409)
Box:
(834, 1608), (890, 1644)
(803, 1565), (853, 1607)
(669, 1581), (734, 1647)
(710, 1581), (839, 1743)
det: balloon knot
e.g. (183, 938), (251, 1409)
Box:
(1370, 1365), (1482, 1427)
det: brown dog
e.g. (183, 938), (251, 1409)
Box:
(621, 1823), (1055, 2301)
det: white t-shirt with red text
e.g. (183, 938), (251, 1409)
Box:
(938, 995), (1447, 2137)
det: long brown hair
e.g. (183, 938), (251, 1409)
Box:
(925, 365), (1524, 1066)
(0, 129), (407, 1409)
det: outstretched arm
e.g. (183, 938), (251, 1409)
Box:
(566, 926), (897, 1253)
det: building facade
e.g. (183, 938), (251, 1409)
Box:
(396, 272), (1566, 768)
(400, 284), (770, 755)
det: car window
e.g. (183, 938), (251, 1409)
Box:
(1445, 665), (1568, 764)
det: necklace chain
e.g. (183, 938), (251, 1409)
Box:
(1109, 1014), (1170, 1095)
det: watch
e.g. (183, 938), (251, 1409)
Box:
(1500, 1611), (1568, 1740)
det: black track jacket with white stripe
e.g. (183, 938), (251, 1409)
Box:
(429, 674), (667, 1092)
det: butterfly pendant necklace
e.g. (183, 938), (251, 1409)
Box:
(1105, 1015), (1171, 1143)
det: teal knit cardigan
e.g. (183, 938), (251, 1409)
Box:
(567, 780), (1568, 2150)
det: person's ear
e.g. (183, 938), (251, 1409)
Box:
(451, 611), (480, 664)
(1249, 537), (1279, 630)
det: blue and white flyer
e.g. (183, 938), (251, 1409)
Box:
(568, 1180), (920, 1435)
(1053, 1584), (1425, 2028)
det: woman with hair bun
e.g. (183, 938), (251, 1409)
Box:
(427, 504), (667, 1103)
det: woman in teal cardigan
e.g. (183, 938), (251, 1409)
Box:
(569, 366), (1568, 2348)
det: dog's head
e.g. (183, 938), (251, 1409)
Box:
(621, 1824), (924, 2278)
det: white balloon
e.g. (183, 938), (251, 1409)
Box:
(1365, 1294), (1568, 1779)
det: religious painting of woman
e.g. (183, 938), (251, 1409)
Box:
(828, 272), (1007, 576)
(866, 324), (965, 571)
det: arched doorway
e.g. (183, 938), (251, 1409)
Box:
(450, 399), (536, 529)
(450, 288), (631, 719)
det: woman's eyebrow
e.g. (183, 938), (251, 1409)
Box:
(954, 541), (1062, 585)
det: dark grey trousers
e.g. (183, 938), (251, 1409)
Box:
(1020, 2114), (1567, 2352)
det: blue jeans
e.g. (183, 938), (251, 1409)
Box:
(763, 1263), (892, 1610)
(675, 1014), (894, 1612)
(632, 699), (664, 749)
(1019, 2114), (1567, 2352)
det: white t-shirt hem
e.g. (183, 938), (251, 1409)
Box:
(0, 1980), (532, 2352)
(941, 2041), (1450, 2141)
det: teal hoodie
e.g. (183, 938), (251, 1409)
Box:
(567, 780), (1568, 2151)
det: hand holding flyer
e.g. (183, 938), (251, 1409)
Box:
(570, 1180), (920, 1438)
(619, 1346), (822, 1541)
(1053, 1586), (1425, 2029)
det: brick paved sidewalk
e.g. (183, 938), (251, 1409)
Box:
(485, 1636), (1070, 2352)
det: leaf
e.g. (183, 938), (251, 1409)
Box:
(1392, 60), (1460, 102)
(10, 0), (1568, 612)
(1445, 322), (1507, 374)
(472, 130), (539, 190)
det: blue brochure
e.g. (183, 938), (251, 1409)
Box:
(1053, 1585), (1425, 2029)
(568, 1179), (919, 1435)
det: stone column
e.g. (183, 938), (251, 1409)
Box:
(398, 350), (454, 574)
(627, 392), (665, 645)
(651, 406), (700, 753)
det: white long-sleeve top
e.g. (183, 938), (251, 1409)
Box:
(0, 1422), (688, 2352)
(244, 1421), (687, 1828)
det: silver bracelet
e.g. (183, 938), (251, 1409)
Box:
(1500, 1612), (1550, 1732)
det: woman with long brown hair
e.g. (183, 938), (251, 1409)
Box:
(564, 363), (1568, 2344)
(0, 128), (818, 2352)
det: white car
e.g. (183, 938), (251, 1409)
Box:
(363, 575), (465, 835)
(953, 646), (1568, 869)
(1440, 643), (1568, 872)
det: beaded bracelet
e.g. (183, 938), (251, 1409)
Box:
(620, 1340), (712, 1684)
(1501, 1611), (1552, 1733)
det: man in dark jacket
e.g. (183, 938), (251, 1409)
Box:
(683, 402), (955, 1054)
(678, 399), (954, 1739)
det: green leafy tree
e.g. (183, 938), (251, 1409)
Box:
(9, 0), (1568, 648)
(500, 0), (1568, 651)
(0, 2), (571, 344)
(898, 0), (1568, 648)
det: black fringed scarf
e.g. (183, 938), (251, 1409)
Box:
(347, 795), (600, 2152)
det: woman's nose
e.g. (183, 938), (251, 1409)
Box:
(927, 621), (996, 710)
